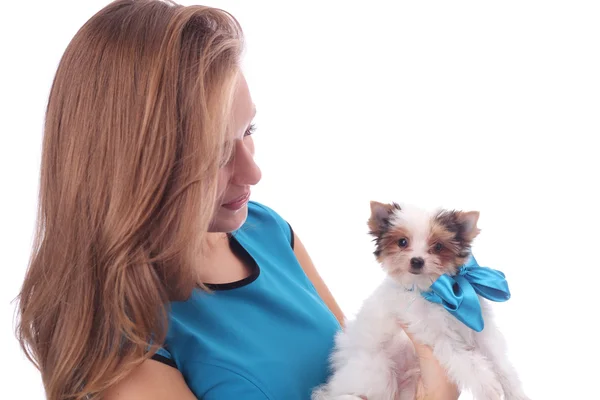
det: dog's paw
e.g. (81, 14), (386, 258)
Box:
(472, 379), (504, 400)
(502, 385), (531, 400)
(312, 395), (363, 400)
(504, 394), (531, 400)
(311, 385), (365, 400)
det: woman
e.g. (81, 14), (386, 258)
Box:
(16, 1), (460, 399)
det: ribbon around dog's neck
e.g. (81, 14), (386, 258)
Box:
(421, 255), (511, 332)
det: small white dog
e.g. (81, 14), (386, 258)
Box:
(312, 201), (529, 400)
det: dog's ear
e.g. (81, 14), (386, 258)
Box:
(368, 201), (400, 236)
(456, 211), (481, 241)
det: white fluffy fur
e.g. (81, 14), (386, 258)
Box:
(312, 204), (529, 400)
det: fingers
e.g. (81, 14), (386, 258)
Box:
(399, 323), (433, 356)
(399, 323), (460, 400)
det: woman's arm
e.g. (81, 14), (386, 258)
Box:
(103, 359), (196, 400)
(292, 231), (346, 327)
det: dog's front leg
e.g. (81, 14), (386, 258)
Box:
(312, 331), (401, 400)
(403, 322), (504, 400)
(475, 307), (530, 400)
(436, 336), (504, 400)
(312, 303), (404, 400)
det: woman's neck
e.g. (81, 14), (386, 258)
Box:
(197, 232), (252, 285)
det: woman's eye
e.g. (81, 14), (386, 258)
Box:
(244, 123), (256, 137)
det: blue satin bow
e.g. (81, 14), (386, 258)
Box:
(421, 255), (510, 332)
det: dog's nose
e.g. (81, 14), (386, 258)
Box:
(410, 257), (424, 269)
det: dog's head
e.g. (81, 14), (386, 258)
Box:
(368, 201), (480, 290)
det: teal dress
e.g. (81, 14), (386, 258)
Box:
(152, 201), (342, 399)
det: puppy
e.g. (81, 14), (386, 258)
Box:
(312, 201), (529, 400)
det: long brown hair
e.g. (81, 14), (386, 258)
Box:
(15, 1), (243, 398)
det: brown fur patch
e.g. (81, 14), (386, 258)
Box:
(375, 226), (412, 260)
(428, 222), (463, 267)
(387, 226), (412, 248)
(430, 210), (481, 267)
(368, 201), (401, 235)
(368, 201), (402, 259)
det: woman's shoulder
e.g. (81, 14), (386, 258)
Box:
(103, 358), (196, 400)
(246, 200), (287, 225)
(241, 200), (294, 248)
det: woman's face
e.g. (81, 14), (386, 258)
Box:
(209, 73), (261, 233)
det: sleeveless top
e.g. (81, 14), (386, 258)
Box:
(151, 201), (342, 399)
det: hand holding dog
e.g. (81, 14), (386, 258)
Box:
(401, 324), (460, 400)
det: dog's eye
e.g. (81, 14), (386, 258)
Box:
(398, 238), (409, 248)
(433, 243), (443, 253)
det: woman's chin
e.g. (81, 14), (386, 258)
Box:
(208, 205), (249, 233)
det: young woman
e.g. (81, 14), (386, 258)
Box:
(16, 1), (460, 399)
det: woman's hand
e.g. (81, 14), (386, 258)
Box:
(402, 326), (460, 400)
(358, 326), (459, 400)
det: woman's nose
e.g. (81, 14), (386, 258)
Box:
(231, 140), (261, 186)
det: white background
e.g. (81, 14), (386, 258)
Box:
(1, 1), (599, 398)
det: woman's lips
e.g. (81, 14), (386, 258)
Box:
(222, 192), (250, 210)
